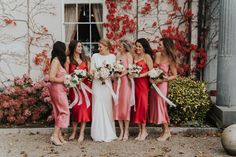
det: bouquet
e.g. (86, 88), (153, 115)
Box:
(64, 74), (79, 88)
(74, 69), (87, 80)
(94, 63), (113, 84)
(112, 60), (125, 75)
(64, 69), (88, 87)
(127, 64), (142, 77)
(148, 68), (164, 80)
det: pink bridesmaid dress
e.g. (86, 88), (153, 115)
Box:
(49, 66), (70, 128)
(131, 59), (149, 124)
(148, 63), (170, 124)
(113, 56), (132, 120)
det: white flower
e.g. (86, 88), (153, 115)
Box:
(148, 68), (163, 79)
(100, 67), (111, 79)
(64, 74), (71, 86)
(74, 69), (87, 79)
(113, 60), (125, 74)
(127, 64), (142, 76)
(64, 74), (79, 88)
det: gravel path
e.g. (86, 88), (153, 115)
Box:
(0, 130), (230, 157)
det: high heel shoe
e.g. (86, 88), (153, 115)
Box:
(157, 132), (171, 141)
(50, 136), (63, 146)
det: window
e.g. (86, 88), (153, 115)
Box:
(63, 0), (103, 56)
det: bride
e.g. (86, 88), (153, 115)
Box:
(90, 38), (117, 142)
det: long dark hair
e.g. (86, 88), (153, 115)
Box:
(135, 38), (154, 59)
(161, 38), (176, 64)
(68, 40), (90, 66)
(51, 41), (66, 68)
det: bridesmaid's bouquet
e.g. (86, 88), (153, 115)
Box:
(127, 64), (142, 77)
(112, 60), (125, 75)
(148, 68), (164, 80)
(74, 69), (87, 80)
(64, 69), (88, 87)
(94, 63), (113, 85)
(64, 74), (79, 88)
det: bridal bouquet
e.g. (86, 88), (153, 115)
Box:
(94, 63), (113, 84)
(112, 60), (125, 75)
(64, 69), (88, 88)
(148, 68), (164, 80)
(127, 64), (142, 77)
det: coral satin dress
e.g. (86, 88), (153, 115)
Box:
(148, 63), (170, 124)
(69, 62), (92, 123)
(49, 66), (70, 128)
(113, 56), (132, 120)
(131, 59), (149, 124)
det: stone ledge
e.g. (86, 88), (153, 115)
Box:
(209, 105), (236, 128)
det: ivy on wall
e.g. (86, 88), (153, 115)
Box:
(104, 0), (207, 77)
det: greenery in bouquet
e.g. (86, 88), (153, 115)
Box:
(168, 77), (211, 126)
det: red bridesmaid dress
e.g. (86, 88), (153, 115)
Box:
(131, 59), (149, 123)
(69, 62), (92, 123)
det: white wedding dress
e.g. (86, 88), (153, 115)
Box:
(90, 53), (117, 142)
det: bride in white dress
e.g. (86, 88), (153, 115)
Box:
(90, 38), (117, 142)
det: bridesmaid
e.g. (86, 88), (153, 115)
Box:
(49, 41), (70, 146)
(131, 38), (153, 141)
(113, 39), (133, 141)
(65, 40), (92, 142)
(148, 38), (177, 141)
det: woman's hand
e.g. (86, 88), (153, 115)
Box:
(114, 73), (121, 78)
(150, 78), (163, 84)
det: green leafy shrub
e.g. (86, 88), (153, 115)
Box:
(168, 77), (211, 126)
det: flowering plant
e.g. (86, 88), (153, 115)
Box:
(112, 60), (125, 75)
(0, 74), (52, 125)
(94, 63), (113, 84)
(127, 64), (142, 77)
(148, 68), (164, 80)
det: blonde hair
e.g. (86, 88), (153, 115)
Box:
(120, 39), (131, 52)
(99, 38), (111, 49)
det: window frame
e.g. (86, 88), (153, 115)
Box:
(62, 0), (105, 56)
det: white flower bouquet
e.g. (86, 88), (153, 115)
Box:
(127, 64), (142, 77)
(148, 68), (164, 80)
(112, 60), (125, 75)
(94, 63), (113, 84)
(74, 69), (87, 80)
(64, 69), (88, 88)
(64, 74), (79, 88)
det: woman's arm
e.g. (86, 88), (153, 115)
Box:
(164, 62), (177, 81)
(49, 58), (64, 83)
(64, 56), (70, 73)
(139, 54), (153, 78)
(119, 53), (133, 77)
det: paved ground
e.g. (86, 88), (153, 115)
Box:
(0, 127), (230, 157)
